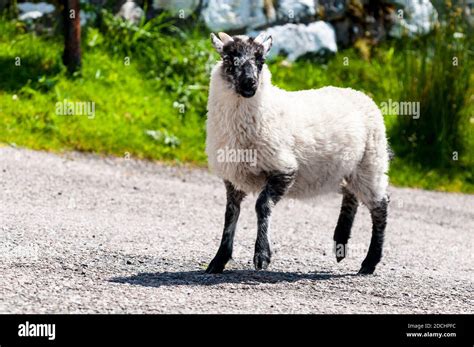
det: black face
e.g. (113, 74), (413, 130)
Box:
(221, 37), (266, 98)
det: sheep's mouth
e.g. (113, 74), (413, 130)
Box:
(239, 89), (256, 98)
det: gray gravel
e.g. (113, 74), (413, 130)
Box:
(0, 146), (472, 313)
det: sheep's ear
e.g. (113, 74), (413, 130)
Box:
(211, 32), (233, 55)
(254, 32), (272, 57)
(210, 33), (224, 54)
(218, 32), (233, 45)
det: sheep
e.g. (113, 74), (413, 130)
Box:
(205, 32), (391, 275)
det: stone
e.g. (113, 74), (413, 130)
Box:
(389, 0), (438, 37)
(152, 0), (200, 18)
(277, 0), (316, 22)
(202, 0), (268, 32)
(17, 2), (55, 21)
(117, 0), (144, 25)
(248, 21), (337, 61)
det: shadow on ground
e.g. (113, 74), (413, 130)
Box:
(109, 270), (355, 287)
(0, 56), (61, 93)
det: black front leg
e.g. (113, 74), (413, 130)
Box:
(254, 172), (295, 270)
(205, 180), (246, 274)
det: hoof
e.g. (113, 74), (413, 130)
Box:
(253, 251), (271, 270)
(205, 258), (226, 274)
(358, 265), (376, 275)
(334, 242), (348, 263)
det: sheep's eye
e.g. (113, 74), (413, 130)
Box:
(255, 54), (264, 69)
(223, 56), (233, 65)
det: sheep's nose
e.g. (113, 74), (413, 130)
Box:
(242, 77), (257, 89)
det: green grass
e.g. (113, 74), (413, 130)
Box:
(0, 18), (207, 164)
(0, 14), (472, 193)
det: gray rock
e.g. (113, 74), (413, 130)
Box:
(389, 0), (438, 37)
(17, 2), (57, 34)
(249, 21), (337, 61)
(117, 0), (144, 25)
(202, 0), (268, 32)
(18, 1), (92, 28)
(19, 11), (43, 21)
(152, 0), (200, 18)
(17, 2), (55, 21)
(277, 0), (316, 22)
(316, 0), (347, 21)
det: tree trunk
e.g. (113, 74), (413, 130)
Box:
(62, 0), (81, 73)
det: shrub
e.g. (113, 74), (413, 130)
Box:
(390, 4), (473, 169)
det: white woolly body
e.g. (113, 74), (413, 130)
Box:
(206, 62), (389, 207)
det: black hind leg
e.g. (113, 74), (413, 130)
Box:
(333, 188), (359, 262)
(359, 197), (388, 275)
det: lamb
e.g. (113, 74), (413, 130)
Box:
(205, 32), (391, 275)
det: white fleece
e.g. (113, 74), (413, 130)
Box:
(206, 62), (389, 208)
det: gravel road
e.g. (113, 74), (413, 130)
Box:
(0, 146), (472, 313)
